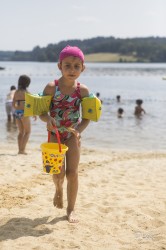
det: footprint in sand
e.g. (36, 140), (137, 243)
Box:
(82, 203), (94, 208)
(97, 205), (112, 213)
(136, 218), (165, 230)
(125, 209), (135, 214)
(125, 194), (136, 198)
(141, 208), (161, 218)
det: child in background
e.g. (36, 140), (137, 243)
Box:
(5, 85), (16, 123)
(39, 45), (90, 223)
(13, 75), (37, 154)
(116, 95), (121, 102)
(96, 92), (103, 104)
(117, 108), (124, 118)
(134, 99), (146, 116)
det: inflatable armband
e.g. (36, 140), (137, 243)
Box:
(81, 94), (102, 122)
(24, 93), (52, 116)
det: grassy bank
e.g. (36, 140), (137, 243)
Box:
(85, 52), (139, 63)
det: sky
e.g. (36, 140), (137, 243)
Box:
(0, 0), (166, 51)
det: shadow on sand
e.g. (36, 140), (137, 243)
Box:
(0, 215), (66, 241)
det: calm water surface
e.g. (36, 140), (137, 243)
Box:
(0, 61), (166, 151)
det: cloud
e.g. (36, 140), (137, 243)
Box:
(77, 16), (100, 23)
(147, 10), (160, 18)
(72, 4), (83, 10)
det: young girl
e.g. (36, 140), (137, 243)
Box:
(13, 75), (36, 154)
(39, 45), (90, 223)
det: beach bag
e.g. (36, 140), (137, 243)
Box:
(24, 93), (52, 116)
(81, 93), (102, 122)
(40, 126), (68, 174)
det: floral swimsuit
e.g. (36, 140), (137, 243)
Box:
(50, 80), (82, 141)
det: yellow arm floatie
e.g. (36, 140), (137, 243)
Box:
(24, 93), (52, 116)
(81, 94), (102, 122)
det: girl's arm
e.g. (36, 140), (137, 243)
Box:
(76, 83), (90, 133)
(142, 108), (146, 114)
(39, 82), (56, 129)
(12, 90), (18, 108)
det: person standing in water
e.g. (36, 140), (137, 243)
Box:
(134, 99), (146, 116)
(13, 75), (37, 154)
(117, 108), (124, 118)
(5, 85), (16, 123)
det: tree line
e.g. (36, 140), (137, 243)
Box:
(0, 36), (166, 62)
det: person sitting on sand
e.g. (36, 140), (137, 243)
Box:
(13, 75), (37, 154)
(134, 99), (146, 116)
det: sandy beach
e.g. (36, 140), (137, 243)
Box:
(0, 142), (166, 250)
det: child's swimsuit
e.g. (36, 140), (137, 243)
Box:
(14, 110), (24, 119)
(50, 80), (82, 141)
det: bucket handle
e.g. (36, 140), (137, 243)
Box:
(48, 125), (62, 152)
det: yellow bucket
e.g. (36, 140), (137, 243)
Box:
(40, 142), (68, 174)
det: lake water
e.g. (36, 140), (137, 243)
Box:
(0, 61), (166, 151)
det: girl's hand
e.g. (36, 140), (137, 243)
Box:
(46, 116), (56, 132)
(33, 116), (37, 121)
(75, 130), (81, 146)
(68, 127), (81, 146)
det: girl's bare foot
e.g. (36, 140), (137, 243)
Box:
(67, 211), (79, 223)
(53, 190), (63, 208)
(18, 151), (27, 155)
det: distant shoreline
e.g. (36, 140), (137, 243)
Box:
(0, 36), (166, 62)
(85, 52), (140, 63)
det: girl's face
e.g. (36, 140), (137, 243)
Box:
(58, 56), (85, 81)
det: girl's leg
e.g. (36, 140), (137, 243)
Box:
(53, 167), (65, 208)
(7, 114), (11, 122)
(65, 135), (80, 223)
(6, 103), (12, 122)
(16, 119), (24, 153)
(13, 114), (16, 124)
(19, 117), (31, 154)
(51, 134), (65, 208)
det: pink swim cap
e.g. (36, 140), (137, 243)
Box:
(59, 45), (84, 62)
